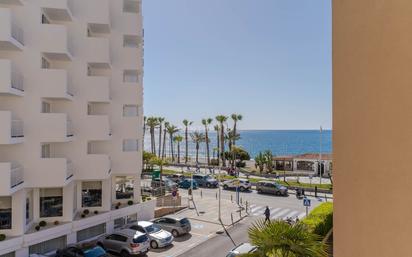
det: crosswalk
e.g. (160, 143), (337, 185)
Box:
(248, 204), (306, 221)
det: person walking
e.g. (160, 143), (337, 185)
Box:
(264, 206), (270, 223)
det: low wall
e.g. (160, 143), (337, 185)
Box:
(156, 195), (182, 207)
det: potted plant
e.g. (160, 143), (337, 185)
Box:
(83, 209), (90, 215)
(35, 225), (41, 231)
(39, 220), (47, 227)
(81, 214), (86, 218)
(94, 210), (99, 215)
(127, 200), (134, 206)
(54, 220), (60, 226)
(0, 234), (6, 241)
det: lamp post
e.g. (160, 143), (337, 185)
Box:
(218, 165), (222, 221)
(319, 126), (322, 185)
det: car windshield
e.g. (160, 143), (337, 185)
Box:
(133, 234), (149, 243)
(84, 246), (107, 257)
(179, 218), (190, 224)
(145, 224), (161, 233)
(226, 253), (237, 257)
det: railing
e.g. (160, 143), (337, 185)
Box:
(66, 159), (74, 180)
(10, 162), (24, 188)
(11, 69), (24, 91)
(67, 119), (74, 137)
(11, 21), (24, 45)
(11, 119), (23, 138)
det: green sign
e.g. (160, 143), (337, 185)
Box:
(152, 170), (160, 179)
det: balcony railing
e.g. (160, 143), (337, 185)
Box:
(10, 162), (23, 188)
(66, 159), (74, 180)
(67, 119), (73, 137)
(11, 21), (24, 45)
(11, 69), (23, 91)
(11, 119), (23, 138)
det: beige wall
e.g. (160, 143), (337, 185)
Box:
(333, 1), (412, 256)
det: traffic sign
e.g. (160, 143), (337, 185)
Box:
(303, 198), (311, 207)
(151, 170), (160, 179)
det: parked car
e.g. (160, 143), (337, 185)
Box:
(151, 216), (191, 237)
(126, 221), (174, 249)
(222, 178), (251, 191)
(56, 246), (108, 257)
(256, 181), (288, 196)
(96, 229), (149, 257)
(192, 174), (219, 188)
(151, 177), (177, 190)
(179, 179), (198, 189)
(167, 174), (185, 183)
(226, 243), (257, 257)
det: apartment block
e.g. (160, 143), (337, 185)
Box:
(0, 1), (153, 256)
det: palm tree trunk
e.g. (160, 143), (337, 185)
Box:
(220, 125), (226, 167)
(158, 124), (162, 157)
(216, 131), (220, 166)
(233, 122), (237, 146)
(170, 133), (175, 162)
(162, 128), (167, 159)
(196, 143), (199, 163)
(185, 127), (188, 163)
(205, 127), (210, 165)
(177, 142), (180, 164)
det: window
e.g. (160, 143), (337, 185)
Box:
(41, 14), (50, 24)
(130, 225), (145, 234)
(81, 181), (102, 207)
(29, 236), (66, 255)
(26, 190), (33, 225)
(41, 57), (50, 69)
(0, 197), (12, 230)
(114, 217), (126, 229)
(41, 101), (50, 113)
(123, 35), (140, 48)
(115, 176), (134, 200)
(73, 183), (77, 214)
(40, 188), (63, 218)
(41, 144), (50, 158)
(123, 105), (138, 117)
(77, 223), (106, 242)
(123, 70), (138, 83)
(0, 252), (15, 257)
(127, 213), (137, 224)
(123, 139), (138, 152)
(123, 0), (139, 13)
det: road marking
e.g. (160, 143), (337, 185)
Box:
(283, 210), (299, 219)
(251, 206), (265, 214)
(268, 208), (281, 219)
(298, 212), (306, 219)
(272, 208), (290, 219)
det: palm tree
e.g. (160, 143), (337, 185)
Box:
(231, 114), (243, 146)
(166, 124), (179, 162)
(157, 117), (165, 157)
(202, 118), (213, 165)
(226, 129), (241, 167)
(191, 131), (205, 164)
(182, 120), (193, 164)
(146, 117), (159, 154)
(174, 135), (183, 164)
(255, 152), (266, 174)
(264, 150), (274, 173)
(161, 122), (168, 159)
(244, 220), (328, 257)
(215, 115), (228, 167)
(143, 116), (147, 152)
(214, 125), (220, 166)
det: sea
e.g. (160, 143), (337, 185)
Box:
(144, 130), (332, 159)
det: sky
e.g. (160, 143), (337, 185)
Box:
(142, 0), (331, 130)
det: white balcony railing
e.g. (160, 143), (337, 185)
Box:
(11, 21), (24, 45)
(11, 69), (23, 91)
(11, 119), (23, 138)
(67, 119), (73, 137)
(66, 159), (74, 180)
(10, 162), (23, 188)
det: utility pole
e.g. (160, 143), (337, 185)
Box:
(319, 126), (322, 185)
(218, 165), (222, 221)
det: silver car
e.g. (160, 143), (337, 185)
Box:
(97, 229), (149, 257)
(226, 243), (257, 257)
(126, 221), (174, 249)
(151, 216), (191, 237)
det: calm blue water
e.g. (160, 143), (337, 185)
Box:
(144, 130), (332, 159)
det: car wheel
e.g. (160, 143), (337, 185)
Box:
(120, 250), (129, 257)
(223, 185), (229, 190)
(172, 229), (179, 237)
(239, 186), (245, 192)
(206, 183), (211, 188)
(257, 189), (262, 194)
(275, 191), (281, 196)
(151, 240), (159, 249)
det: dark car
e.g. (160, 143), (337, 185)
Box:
(179, 179), (198, 189)
(56, 246), (108, 257)
(192, 174), (218, 188)
(167, 174), (185, 183)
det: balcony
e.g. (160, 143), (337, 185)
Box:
(123, 0), (140, 13)
(39, 0), (73, 22)
(85, 37), (111, 69)
(0, 0), (23, 5)
(84, 76), (110, 103)
(38, 113), (73, 142)
(85, 0), (110, 34)
(0, 111), (24, 144)
(34, 158), (73, 187)
(77, 154), (111, 180)
(0, 59), (24, 96)
(39, 69), (73, 100)
(40, 24), (73, 61)
(0, 8), (24, 51)
(118, 47), (142, 68)
(85, 115), (111, 140)
(0, 162), (24, 195)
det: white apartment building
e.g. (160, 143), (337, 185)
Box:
(0, 1), (154, 256)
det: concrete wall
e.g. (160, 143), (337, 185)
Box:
(333, 1), (412, 256)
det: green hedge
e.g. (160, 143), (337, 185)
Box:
(302, 202), (333, 237)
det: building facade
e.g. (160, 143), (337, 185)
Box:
(0, 1), (151, 256)
(273, 153), (332, 176)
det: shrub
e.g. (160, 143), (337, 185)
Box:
(236, 161), (246, 168)
(54, 220), (59, 226)
(302, 202), (333, 237)
(83, 209), (90, 215)
(35, 225), (41, 231)
(128, 200), (134, 206)
(39, 220), (47, 227)
(115, 206), (119, 209)
(210, 159), (219, 166)
(0, 234), (5, 241)
(146, 197), (151, 201)
(94, 210), (99, 215)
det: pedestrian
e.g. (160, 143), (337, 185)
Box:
(264, 206), (270, 223)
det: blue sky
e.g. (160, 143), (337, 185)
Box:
(142, 0), (331, 130)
